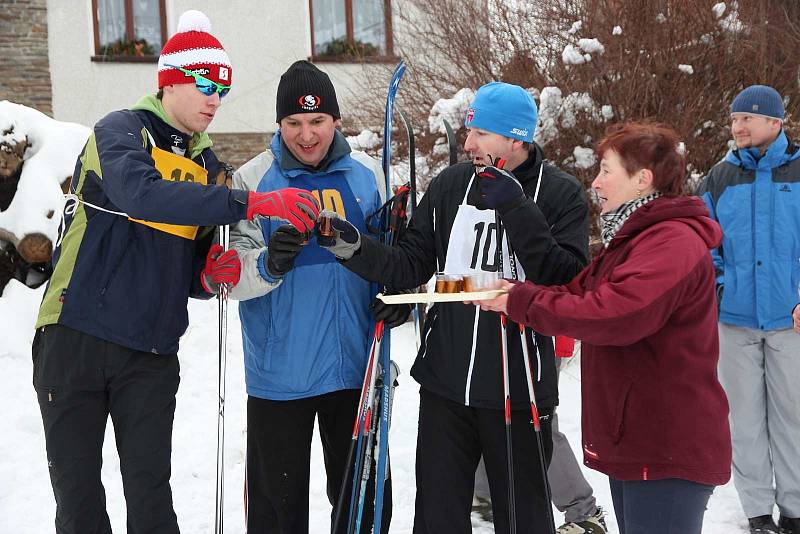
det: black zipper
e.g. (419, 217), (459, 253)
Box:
(149, 266), (170, 354)
(99, 237), (132, 298)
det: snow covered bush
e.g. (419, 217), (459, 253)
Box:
(346, 0), (800, 235)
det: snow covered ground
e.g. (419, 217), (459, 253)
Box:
(0, 286), (754, 532)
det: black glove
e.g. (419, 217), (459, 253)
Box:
(266, 224), (306, 278)
(477, 165), (525, 210)
(370, 294), (412, 329)
(315, 209), (362, 260)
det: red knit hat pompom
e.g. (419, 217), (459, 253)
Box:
(157, 10), (232, 89)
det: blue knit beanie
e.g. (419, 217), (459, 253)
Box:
(731, 85), (784, 121)
(464, 82), (537, 142)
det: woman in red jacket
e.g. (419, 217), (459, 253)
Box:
(475, 122), (731, 534)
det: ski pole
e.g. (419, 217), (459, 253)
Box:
(506, 235), (556, 533)
(500, 158), (555, 531)
(215, 224), (229, 534)
(520, 328), (556, 533)
(499, 309), (516, 534)
(490, 156), (517, 534)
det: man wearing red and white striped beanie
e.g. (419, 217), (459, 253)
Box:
(31, 8), (324, 534)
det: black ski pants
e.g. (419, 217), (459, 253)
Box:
(246, 389), (391, 534)
(32, 324), (180, 534)
(414, 388), (554, 534)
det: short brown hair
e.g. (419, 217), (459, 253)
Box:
(596, 122), (686, 197)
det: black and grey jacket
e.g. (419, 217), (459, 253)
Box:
(342, 145), (589, 410)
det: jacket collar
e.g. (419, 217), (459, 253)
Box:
(509, 143), (545, 185)
(131, 94), (212, 159)
(608, 196), (722, 250)
(271, 129), (352, 178)
(726, 131), (800, 170)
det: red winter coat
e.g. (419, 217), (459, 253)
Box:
(507, 196), (731, 485)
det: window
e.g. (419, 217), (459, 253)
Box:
(91, 0), (167, 62)
(310, 0), (394, 61)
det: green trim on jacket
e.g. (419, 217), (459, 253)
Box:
(36, 136), (100, 327)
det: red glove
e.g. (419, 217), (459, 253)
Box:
(246, 189), (320, 233)
(201, 244), (241, 293)
(555, 335), (575, 358)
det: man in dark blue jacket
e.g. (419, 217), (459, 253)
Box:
(700, 85), (800, 534)
(32, 12), (319, 534)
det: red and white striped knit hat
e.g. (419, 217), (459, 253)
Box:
(157, 10), (232, 88)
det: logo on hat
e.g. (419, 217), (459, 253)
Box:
(511, 128), (529, 137)
(466, 108), (475, 123)
(219, 66), (229, 81)
(299, 94), (322, 111)
(752, 104), (759, 111)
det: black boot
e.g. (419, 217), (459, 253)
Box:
(779, 515), (800, 534)
(749, 515), (781, 533)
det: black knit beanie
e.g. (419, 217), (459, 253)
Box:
(276, 60), (340, 122)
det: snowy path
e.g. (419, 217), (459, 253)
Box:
(0, 289), (751, 532)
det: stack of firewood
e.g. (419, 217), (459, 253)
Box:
(0, 134), (26, 210)
(0, 133), (54, 295)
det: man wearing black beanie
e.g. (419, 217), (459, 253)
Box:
(222, 60), (401, 533)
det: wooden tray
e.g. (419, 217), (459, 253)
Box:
(376, 289), (507, 304)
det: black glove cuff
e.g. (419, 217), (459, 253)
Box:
(496, 193), (527, 215)
(266, 255), (288, 278)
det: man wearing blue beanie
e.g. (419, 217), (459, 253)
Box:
(316, 81), (591, 533)
(699, 84), (800, 534)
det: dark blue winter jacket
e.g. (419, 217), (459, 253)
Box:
(37, 95), (248, 354)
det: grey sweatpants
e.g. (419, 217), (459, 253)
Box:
(547, 357), (598, 523)
(474, 356), (597, 523)
(718, 323), (800, 519)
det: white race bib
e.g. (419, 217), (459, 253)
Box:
(443, 173), (526, 280)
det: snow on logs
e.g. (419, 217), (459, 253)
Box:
(0, 101), (90, 265)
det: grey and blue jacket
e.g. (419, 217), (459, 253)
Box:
(699, 131), (800, 330)
(36, 95), (248, 354)
(228, 131), (386, 400)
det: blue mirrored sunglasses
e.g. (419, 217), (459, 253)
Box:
(164, 64), (231, 98)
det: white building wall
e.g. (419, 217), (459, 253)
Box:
(47, 0), (380, 133)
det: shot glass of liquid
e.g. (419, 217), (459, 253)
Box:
(463, 272), (500, 292)
(317, 215), (335, 238)
(435, 274), (464, 293)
